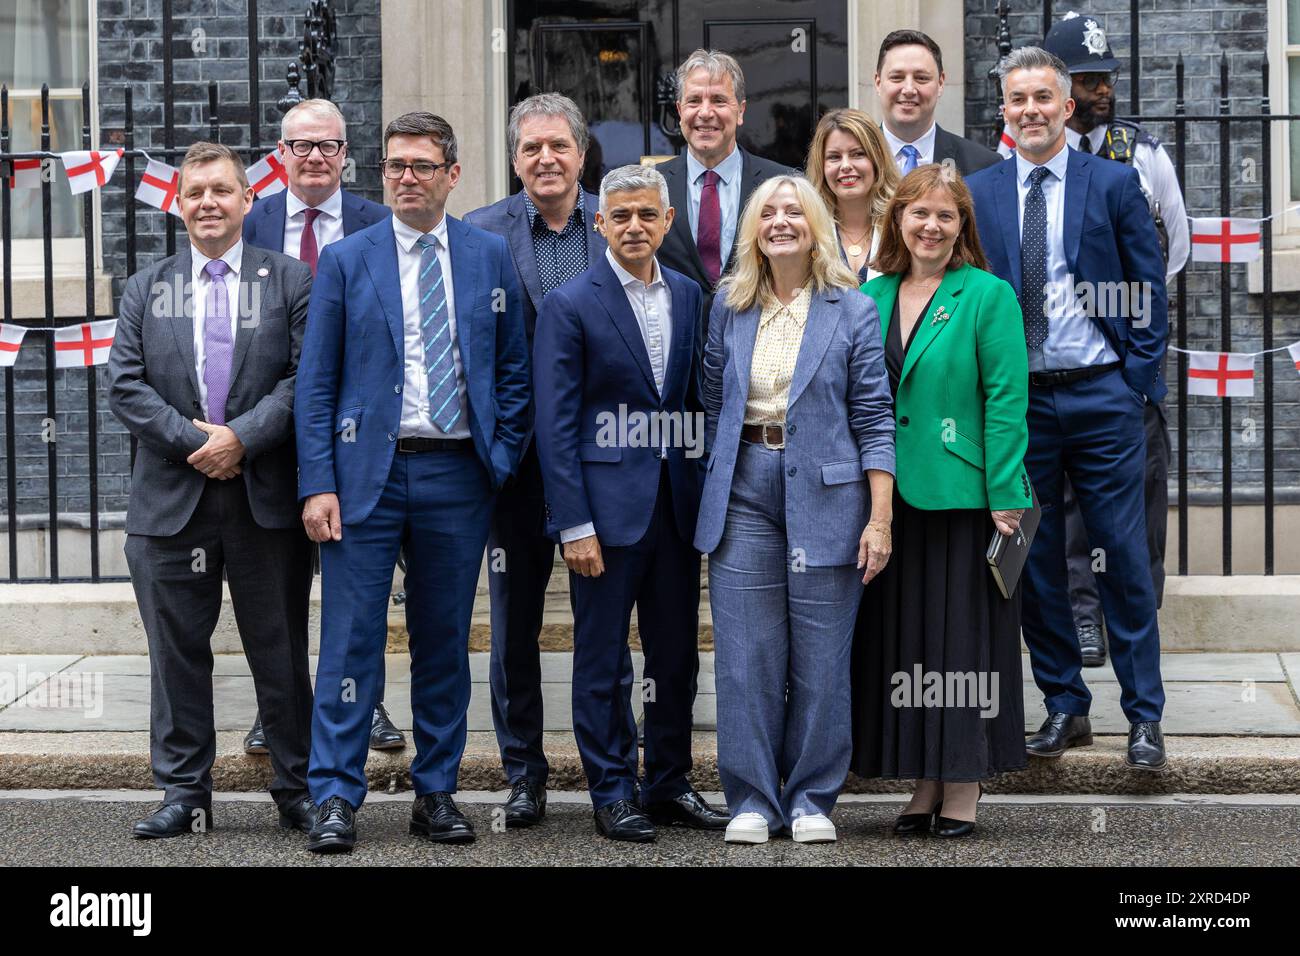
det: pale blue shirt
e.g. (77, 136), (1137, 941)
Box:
(1016, 144), (1118, 372)
(686, 145), (743, 270)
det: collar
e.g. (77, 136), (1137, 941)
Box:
(522, 188), (585, 230)
(883, 122), (937, 161)
(285, 186), (343, 220)
(1064, 125), (1106, 154)
(687, 144), (743, 186)
(1016, 139), (1070, 186)
(605, 247), (665, 290)
(190, 239), (242, 279)
(393, 212), (448, 253)
(760, 284), (811, 329)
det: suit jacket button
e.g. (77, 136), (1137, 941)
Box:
(787, 422), (796, 434)
(387, 432), (395, 442)
(899, 416), (910, 426)
(787, 466), (797, 477)
(394, 384), (402, 394)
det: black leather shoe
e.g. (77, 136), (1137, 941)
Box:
(503, 779), (546, 828)
(893, 800), (942, 835)
(410, 792), (475, 844)
(243, 714), (268, 755)
(369, 703), (406, 751)
(933, 784), (982, 839)
(131, 803), (211, 839)
(307, 796), (355, 853)
(1078, 621), (1107, 667)
(1126, 721), (1168, 772)
(1025, 713), (1094, 757)
(278, 795), (318, 833)
(594, 799), (656, 842)
(644, 789), (729, 830)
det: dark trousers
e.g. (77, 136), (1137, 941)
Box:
(309, 446), (494, 808)
(569, 467), (700, 809)
(486, 442), (557, 786)
(1064, 399), (1170, 624)
(1021, 368), (1165, 724)
(124, 476), (313, 809)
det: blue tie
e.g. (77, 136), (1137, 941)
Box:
(417, 234), (461, 433)
(1020, 166), (1051, 351)
(900, 144), (920, 174)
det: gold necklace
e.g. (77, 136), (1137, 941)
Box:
(840, 225), (871, 258)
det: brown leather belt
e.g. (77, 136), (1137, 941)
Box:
(741, 422), (785, 448)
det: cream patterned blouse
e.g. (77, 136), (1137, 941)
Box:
(744, 284), (812, 424)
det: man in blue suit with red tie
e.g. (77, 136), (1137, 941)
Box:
(533, 165), (728, 842)
(295, 112), (530, 852)
(967, 47), (1169, 772)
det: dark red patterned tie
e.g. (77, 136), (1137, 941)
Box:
(300, 207), (321, 277)
(698, 170), (722, 286)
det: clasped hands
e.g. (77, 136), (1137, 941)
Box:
(187, 419), (245, 480)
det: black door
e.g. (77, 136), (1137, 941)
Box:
(507, 0), (850, 192)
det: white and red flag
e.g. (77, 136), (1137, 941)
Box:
(245, 150), (287, 198)
(997, 125), (1016, 159)
(135, 158), (182, 217)
(60, 149), (124, 195)
(6, 157), (43, 189)
(1287, 342), (1300, 378)
(0, 323), (27, 367)
(1186, 350), (1255, 398)
(1190, 217), (1261, 264)
(53, 319), (116, 369)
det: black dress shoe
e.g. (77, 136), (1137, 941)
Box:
(410, 792), (475, 844)
(369, 703), (406, 751)
(1126, 721), (1168, 772)
(644, 789), (729, 830)
(307, 796), (356, 854)
(243, 714), (268, 755)
(1025, 712), (1094, 757)
(893, 800), (942, 835)
(278, 795), (318, 833)
(1078, 621), (1107, 667)
(503, 779), (546, 828)
(594, 799), (656, 842)
(933, 784), (982, 839)
(131, 803), (211, 839)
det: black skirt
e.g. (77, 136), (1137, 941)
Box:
(850, 490), (1027, 781)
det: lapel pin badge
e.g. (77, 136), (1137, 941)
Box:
(257, 266), (270, 277)
(930, 305), (950, 327)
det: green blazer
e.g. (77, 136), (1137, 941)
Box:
(861, 262), (1032, 512)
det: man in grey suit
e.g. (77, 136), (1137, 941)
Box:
(109, 142), (317, 839)
(463, 93), (607, 827)
(655, 49), (792, 334)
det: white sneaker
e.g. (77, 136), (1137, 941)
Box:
(725, 812), (769, 844)
(791, 813), (837, 843)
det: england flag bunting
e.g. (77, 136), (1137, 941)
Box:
(6, 157), (43, 189)
(997, 125), (1016, 159)
(1190, 217), (1262, 264)
(1185, 350), (1255, 398)
(53, 319), (116, 369)
(60, 149), (124, 195)
(1288, 343), (1300, 377)
(245, 150), (287, 198)
(0, 323), (26, 367)
(135, 158), (182, 217)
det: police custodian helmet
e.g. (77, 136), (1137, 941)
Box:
(1042, 11), (1122, 74)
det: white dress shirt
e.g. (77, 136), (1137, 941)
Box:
(1016, 142), (1118, 372)
(686, 144), (743, 269)
(189, 240), (243, 420)
(283, 186), (345, 259)
(392, 213), (470, 439)
(883, 122), (938, 172)
(559, 249), (674, 545)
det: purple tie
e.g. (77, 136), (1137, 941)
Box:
(698, 169), (722, 286)
(202, 258), (233, 425)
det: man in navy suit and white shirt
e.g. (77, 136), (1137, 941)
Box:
(295, 112), (530, 852)
(239, 98), (401, 756)
(533, 165), (728, 842)
(966, 47), (1169, 772)
(463, 94), (608, 827)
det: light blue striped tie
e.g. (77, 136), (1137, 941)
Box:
(417, 234), (461, 433)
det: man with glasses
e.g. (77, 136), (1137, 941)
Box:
(1043, 12), (1187, 669)
(296, 112), (529, 853)
(241, 98), (400, 756)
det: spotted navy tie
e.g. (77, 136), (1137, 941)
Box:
(1020, 166), (1051, 351)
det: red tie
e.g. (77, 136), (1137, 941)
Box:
(698, 170), (722, 286)
(300, 207), (321, 277)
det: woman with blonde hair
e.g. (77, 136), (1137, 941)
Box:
(805, 108), (900, 284)
(695, 174), (895, 845)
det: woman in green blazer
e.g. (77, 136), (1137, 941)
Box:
(849, 164), (1032, 838)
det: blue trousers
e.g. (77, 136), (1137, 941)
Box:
(1022, 368), (1165, 723)
(710, 441), (863, 830)
(309, 446), (494, 808)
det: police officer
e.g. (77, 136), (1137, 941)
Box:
(1044, 11), (1187, 667)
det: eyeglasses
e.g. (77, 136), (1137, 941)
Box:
(284, 139), (346, 158)
(1077, 70), (1119, 92)
(380, 160), (451, 181)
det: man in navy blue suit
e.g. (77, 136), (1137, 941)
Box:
(295, 112), (530, 852)
(967, 47), (1169, 772)
(463, 94), (608, 827)
(533, 165), (728, 842)
(239, 98), (402, 757)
